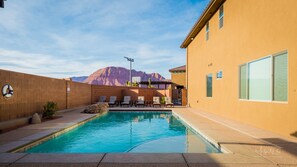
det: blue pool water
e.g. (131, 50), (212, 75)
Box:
(26, 112), (221, 153)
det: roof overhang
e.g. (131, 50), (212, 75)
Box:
(169, 65), (186, 72)
(180, 0), (225, 48)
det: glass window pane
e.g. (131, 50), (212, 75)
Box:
(248, 57), (272, 101)
(206, 22), (209, 40)
(207, 74), (212, 97)
(219, 5), (224, 28)
(240, 64), (247, 99)
(273, 53), (288, 101)
(219, 18), (223, 28)
(219, 5), (224, 17)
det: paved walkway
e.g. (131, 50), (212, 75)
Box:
(173, 108), (297, 166)
(0, 107), (296, 166)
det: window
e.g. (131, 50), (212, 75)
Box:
(219, 5), (224, 28)
(216, 70), (223, 79)
(239, 52), (288, 102)
(206, 22), (209, 40)
(206, 74), (212, 97)
(248, 57), (272, 101)
(239, 65), (247, 99)
(273, 53), (288, 101)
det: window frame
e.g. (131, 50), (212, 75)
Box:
(238, 51), (288, 103)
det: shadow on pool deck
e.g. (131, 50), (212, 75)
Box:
(0, 106), (296, 166)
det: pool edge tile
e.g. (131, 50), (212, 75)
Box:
(99, 163), (188, 167)
(102, 153), (186, 164)
(0, 141), (31, 153)
(183, 153), (274, 164)
(14, 153), (104, 163)
(0, 153), (27, 163)
(11, 163), (99, 167)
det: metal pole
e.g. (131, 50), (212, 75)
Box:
(124, 57), (134, 87)
(130, 61), (132, 86)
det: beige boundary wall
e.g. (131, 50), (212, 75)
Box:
(0, 69), (169, 130)
(185, 0), (297, 137)
(0, 69), (67, 122)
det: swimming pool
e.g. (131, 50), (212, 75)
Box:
(25, 111), (221, 153)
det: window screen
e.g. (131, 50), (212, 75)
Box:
(240, 64), (247, 99)
(273, 53), (288, 101)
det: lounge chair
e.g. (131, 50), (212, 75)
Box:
(136, 96), (145, 107)
(98, 96), (106, 103)
(153, 96), (161, 108)
(165, 97), (174, 108)
(121, 96), (131, 107)
(108, 96), (117, 107)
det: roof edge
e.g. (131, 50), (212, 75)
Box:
(180, 0), (225, 48)
(169, 65), (186, 72)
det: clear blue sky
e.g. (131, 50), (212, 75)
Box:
(0, 0), (209, 79)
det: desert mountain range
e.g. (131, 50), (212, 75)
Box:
(71, 66), (165, 86)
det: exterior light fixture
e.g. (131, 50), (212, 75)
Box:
(0, 0), (4, 8)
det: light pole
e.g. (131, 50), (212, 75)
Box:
(124, 56), (134, 86)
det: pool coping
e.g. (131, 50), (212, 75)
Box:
(0, 106), (296, 166)
(13, 108), (220, 154)
(171, 112), (230, 154)
(9, 112), (106, 153)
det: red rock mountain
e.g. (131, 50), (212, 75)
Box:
(83, 66), (165, 86)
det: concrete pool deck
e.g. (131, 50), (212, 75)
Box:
(0, 106), (296, 166)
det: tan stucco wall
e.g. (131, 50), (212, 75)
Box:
(186, 0), (297, 137)
(0, 69), (170, 131)
(171, 72), (186, 87)
(68, 81), (92, 109)
(0, 69), (67, 122)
